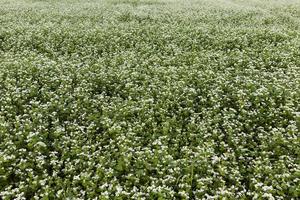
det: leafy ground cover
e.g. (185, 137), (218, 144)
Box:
(0, 0), (300, 199)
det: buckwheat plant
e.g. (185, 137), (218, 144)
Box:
(0, 0), (299, 199)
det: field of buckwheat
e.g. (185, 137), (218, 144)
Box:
(0, 0), (300, 199)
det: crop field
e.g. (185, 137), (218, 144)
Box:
(0, 0), (300, 199)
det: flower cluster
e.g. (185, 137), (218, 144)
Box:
(0, 0), (299, 199)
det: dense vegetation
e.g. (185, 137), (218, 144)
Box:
(0, 0), (299, 199)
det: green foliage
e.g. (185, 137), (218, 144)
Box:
(0, 0), (299, 199)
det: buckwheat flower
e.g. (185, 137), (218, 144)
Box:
(262, 186), (273, 192)
(211, 155), (220, 164)
(74, 175), (80, 181)
(262, 193), (275, 200)
(255, 182), (263, 188)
